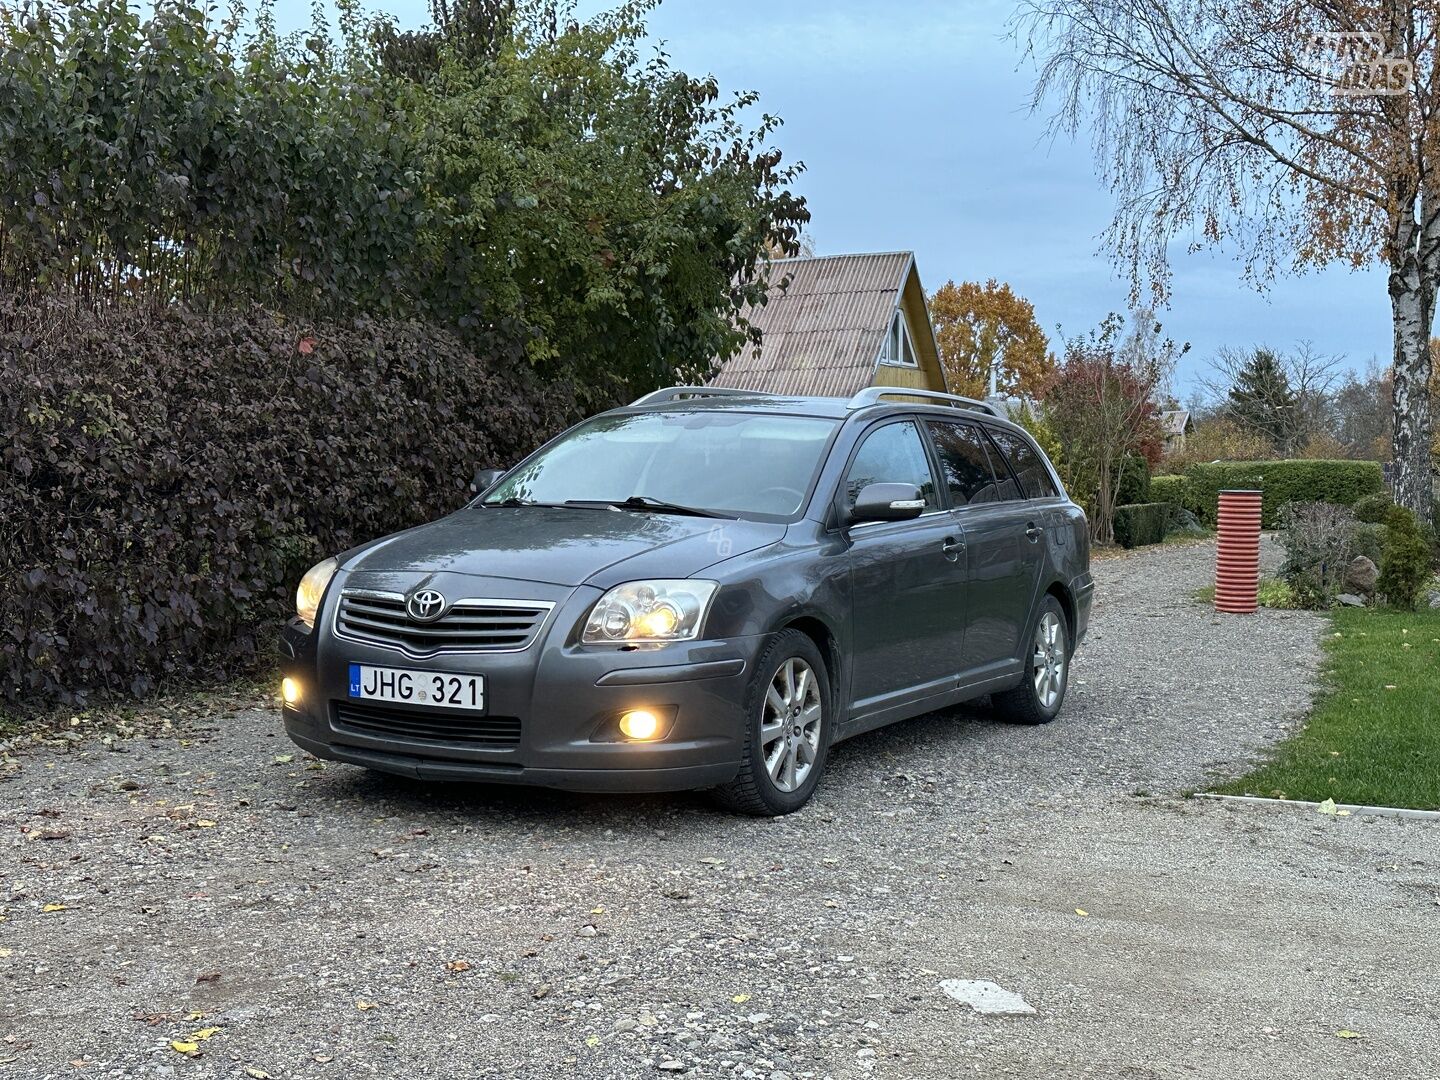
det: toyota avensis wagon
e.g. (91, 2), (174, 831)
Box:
(279, 386), (1093, 815)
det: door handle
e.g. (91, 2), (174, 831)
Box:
(941, 537), (964, 560)
(1025, 522), (1043, 542)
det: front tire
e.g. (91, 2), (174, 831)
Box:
(714, 629), (831, 816)
(992, 595), (1070, 725)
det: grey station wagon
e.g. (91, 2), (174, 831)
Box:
(279, 386), (1093, 815)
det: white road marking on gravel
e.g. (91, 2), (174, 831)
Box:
(938, 979), (1037, 1016)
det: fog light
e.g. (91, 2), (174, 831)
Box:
(618, 709), (661, 740)
(281, 677), (301, 706)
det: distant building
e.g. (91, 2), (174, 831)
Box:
(708, 251), (947, 397)
(1159, 409), (1194, 452)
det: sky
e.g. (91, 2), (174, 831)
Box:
(271, 0), (1393, 399)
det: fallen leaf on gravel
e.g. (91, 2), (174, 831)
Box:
(355, 1000), (377, 1011)
(584, 1036), (600, 1047)
(1317, 798), (1339, 816)
(0, 949), (11, 958)
(184, 1012), (207, 1022)
(189, 1027), (223, 1041)
(195, 971), (221, 984)
(169, 1041), (199, 1056)
(590, 907), (605, 914)
(313, 1055), (333, 1063)
(1074, 908), (1089, 917)
(533, 984), (551, 999)
(41, 903), (68, 913)
(273, 755), (294, 764)
(1335, 1030), (1363, 1039)
(244, 1069), (272, 1079)
(446, 960), (471, 972)
(195, 820), (218, 828)
(731, 994), (750, 1003)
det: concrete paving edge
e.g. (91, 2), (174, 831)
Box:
(1194, 792), (1440, 822)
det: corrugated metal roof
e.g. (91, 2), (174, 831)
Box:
(1159, 409), (1193, 436)
(710, 252), (915, 398)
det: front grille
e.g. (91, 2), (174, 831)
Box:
(333, 701), (521, 746)
(335, 592), (551, 656)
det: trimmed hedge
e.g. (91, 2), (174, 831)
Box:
(1113, 502), (1175, 549)
(1, 302), (583, 706)
(1185, 460), (1385, 527)
(1149, 474), (1191, 513)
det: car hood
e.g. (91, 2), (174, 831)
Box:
(343, 506), (785, 587)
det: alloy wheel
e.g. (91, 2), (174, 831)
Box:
(1032, 610), (1067, 710)
(760, 657), (823, 793)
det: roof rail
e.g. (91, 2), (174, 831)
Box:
(629, 385), (769, 406)
(846, 387), (1000, 416)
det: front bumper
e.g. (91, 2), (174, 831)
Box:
(278, 580), (761, 793)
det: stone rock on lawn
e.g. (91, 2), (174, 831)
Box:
(1336, 593), (1366, 608)
(1429, 590), (1440, 610)
(1344, 555), (1378, 598)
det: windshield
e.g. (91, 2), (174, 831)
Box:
(484, 410), (838, 519)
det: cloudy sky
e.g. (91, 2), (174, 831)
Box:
(274, 0), (1392, 397)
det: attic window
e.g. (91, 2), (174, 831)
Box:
(881, 311), (918, 368)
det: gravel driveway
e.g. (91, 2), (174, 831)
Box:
(4, 539), (1438, 1079)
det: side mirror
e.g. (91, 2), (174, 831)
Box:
(848, 482), (926, 525)
(471, 468), (505, 495)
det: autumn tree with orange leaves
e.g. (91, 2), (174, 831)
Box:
(1017, 0), (1439, 518)
(929, 279), (1053, 399)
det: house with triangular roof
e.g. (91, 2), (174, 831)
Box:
(708, 251), (948, 397)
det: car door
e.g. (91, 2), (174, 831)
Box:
(983, 423), (1059, 635)
(841, 418), (968, 717)
(924, 418), (1039, 678)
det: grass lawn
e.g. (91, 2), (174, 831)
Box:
(1212, 607), (1440, 809)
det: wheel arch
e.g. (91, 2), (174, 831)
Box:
(776, 612), (845, 708)
(1043, 579), (1076, 643)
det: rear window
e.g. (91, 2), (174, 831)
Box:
(987, 428), (1060, 500)
(926, 420), (1001, 507)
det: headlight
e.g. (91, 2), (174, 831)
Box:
(582, 580), (718, 644)
(295, 557), (338, 629)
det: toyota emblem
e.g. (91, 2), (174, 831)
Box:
(406, 589), (446, 622)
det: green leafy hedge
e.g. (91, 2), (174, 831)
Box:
(1185, 460), (1385, 527)
(1, 302), (582, 706)
(1113, 502), (1175, 549)
(1149, 474), (1192, 513)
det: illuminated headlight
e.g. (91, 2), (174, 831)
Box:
(582, 580), (717, 644)
(295, 557), (338, 629)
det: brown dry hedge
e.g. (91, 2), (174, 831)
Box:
(1, 301), (582, 707)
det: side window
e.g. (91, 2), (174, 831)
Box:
(843, 421), (939, 510)
(926, 420), (1002, 507)
(987, 428), (1060, 500)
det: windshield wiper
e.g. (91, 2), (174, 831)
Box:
(568, 496), (734, 519)
(489, 497), (565, 508)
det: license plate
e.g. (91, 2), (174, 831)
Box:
(347, 663), (485, 712)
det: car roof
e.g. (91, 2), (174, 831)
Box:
(615, 392), (1033, 436)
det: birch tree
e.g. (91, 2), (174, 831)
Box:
(1015, 0), (1439, 516)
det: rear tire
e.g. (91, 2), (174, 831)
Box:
(714, 629), (831, 816)
(992, 595), (1070, 726)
